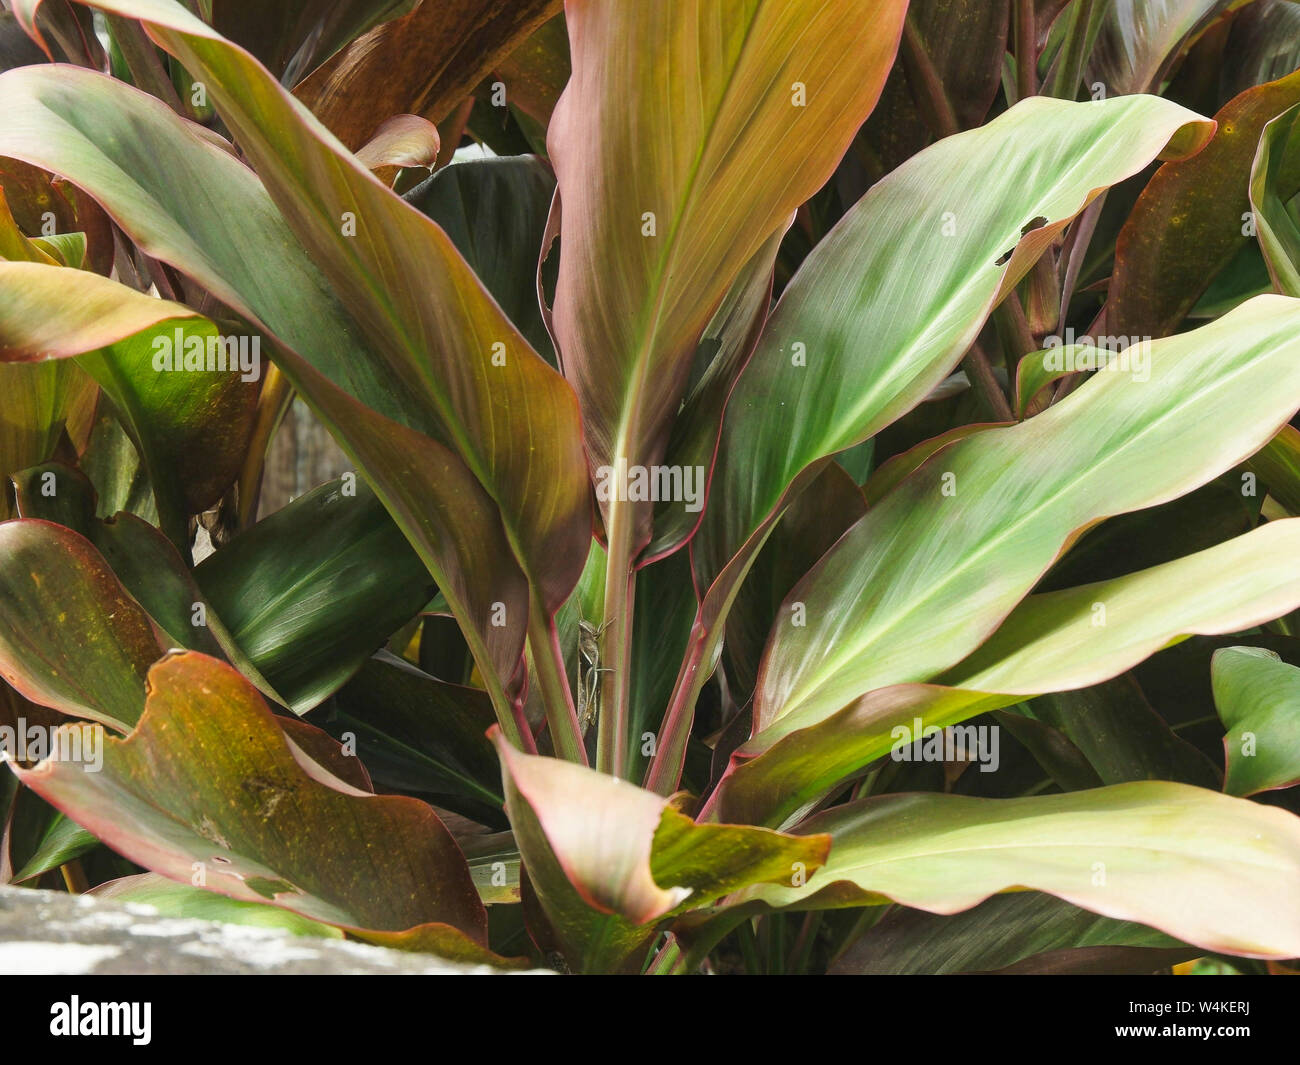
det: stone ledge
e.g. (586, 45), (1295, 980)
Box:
(0, 886), (546, 975)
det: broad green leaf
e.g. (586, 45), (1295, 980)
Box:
(16, 651), (509, 962)
(92, 873), (345, 939)
(830, 892), (1192, 975)
(945, 517), (1300, 694)
(293, 0), (562, 147)
(0, 260), (258, 545)
(0, 519), (164, 730)
(695, 95), (1212, 600)
(731, 782), (1300, 959)
(723, 463), (866, 706)
(1087, 0), (1237, 96)
(195, 478), (435, 713)
(650, 95), (1214, 791)
(1249, 102), (1300, 296)
(495, 732), (829, 971)
(1110, 67), (1300, 339)
(11, 815), (98, 883)
(1212, 645), (1300, 795)
(755, 302), (1300, 739)
(713, 518), (1300, 826)
(315, 651), (505, 827)
(549, 0), (908, 548)
(1019, 677), (1220, 788)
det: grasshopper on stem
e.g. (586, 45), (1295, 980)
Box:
(576, 616), (614, 735)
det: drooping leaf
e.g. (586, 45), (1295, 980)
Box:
(696, 95), (1212, 602)
(315, 651), (504, 827)
(0, 519), (164, 731)
(754, 302), (1300, 741)
(1110, 67), (1300, 339)
(15, 651), (507, 962)
(713, 518), (1300, 826)
(731, 782), (1300, 960)
(0, 45), (574, 728)
(1212, 645), (1300, 795)
(652, 95), (1213, 791)
(830, 892), (1193, 975)
(495, 731), (829, 970)
(195, 478), (435, 713)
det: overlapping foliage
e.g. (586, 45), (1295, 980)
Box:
(2, 0), (1300, 974)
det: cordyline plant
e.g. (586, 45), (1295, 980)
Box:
(1, 0), (1300, 975)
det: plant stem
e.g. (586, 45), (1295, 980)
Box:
(900, 13), (960, 140)
(1015, 0), (1038, 101)
(527, 596), (587, 765)
(788, 911), (824, 974)
(645, 934), (687, 974)
(236, 363), (293, 529)
(596, 498), (636, 777)
(1044, 0), (1099, 100)
(60, 860), (89, 894)
(643, 615), (710, 794)
(106, 16), (185, 114)
(736, 918), (762, 975)
(962, 340), (1015, 422)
